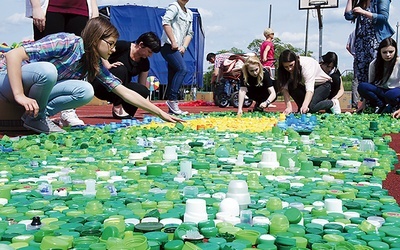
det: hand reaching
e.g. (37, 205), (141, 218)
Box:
(15, 95), (39, 118)
(392, 109), (400, 118)
(283, 107), (292, 115)
(159, 111), (185, 123)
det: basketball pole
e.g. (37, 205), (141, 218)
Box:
(305, 9), (309, 56)
(316, 6), (323, 61)
(268, 4), (272, 28)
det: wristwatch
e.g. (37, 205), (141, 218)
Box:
(266, 100), (271, 107)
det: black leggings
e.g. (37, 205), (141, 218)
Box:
(91, 65), (149, 116)
(33, 12), (89, 41)
(289, 82), (332, 113)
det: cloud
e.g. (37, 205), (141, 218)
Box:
(205, 25), (223, 34)
(198, 7), (212, 17)
(7, 13), (30, 25)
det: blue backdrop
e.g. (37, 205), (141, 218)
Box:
(101, 5), (205, 88)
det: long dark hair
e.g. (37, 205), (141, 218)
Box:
(321, 52), (338, 68)
(277, 49), (301, 90)
(371, 37), (398, 85)
(81, 17), (119, 82)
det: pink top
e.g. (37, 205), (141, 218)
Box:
(260, 40), (275, 67)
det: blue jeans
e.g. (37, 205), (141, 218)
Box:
(358, 82), (400, 107)
(0, 62), (93, 118)
(160, 44), (188, 100)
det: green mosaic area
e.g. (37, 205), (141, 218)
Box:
(1, 112), (400, 250)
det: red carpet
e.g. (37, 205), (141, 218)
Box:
(383, 133), (400, 203)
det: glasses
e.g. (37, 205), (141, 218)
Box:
(102, 39), (116, 49)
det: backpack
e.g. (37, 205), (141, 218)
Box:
(221, 54), (245, 80)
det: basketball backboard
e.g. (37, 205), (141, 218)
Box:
(299, 0), (339, 10)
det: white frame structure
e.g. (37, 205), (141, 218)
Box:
(299, 0), (338, 10)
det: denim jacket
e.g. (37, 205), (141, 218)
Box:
(344, 0), (394, 42)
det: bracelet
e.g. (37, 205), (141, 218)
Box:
(183, 45), (187, 50)
(266, 100), (271, 106)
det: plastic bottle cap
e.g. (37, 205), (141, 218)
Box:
(284, 207), (302, 224)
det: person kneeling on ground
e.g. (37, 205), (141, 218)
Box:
(237, 56), (276, 116)
(0, 17), (182, 134)
(277, 49), (333, 114)
(320, 51), (344, 114)
(91, 31), (161, 119)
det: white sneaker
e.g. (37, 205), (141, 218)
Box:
(330, 99), (341, 114)
(60, 109), (85, 127)
(166, 100), (188, 115)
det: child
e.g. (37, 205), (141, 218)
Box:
(0, 17), (182, 134)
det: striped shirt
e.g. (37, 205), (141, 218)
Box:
(0, 33), (121, 91)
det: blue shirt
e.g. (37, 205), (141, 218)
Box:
(344, 0), (394, 42)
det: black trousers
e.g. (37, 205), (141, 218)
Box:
(91, 65), (149, 116)
(33, 12), (88, 41)
(288, 81), (332, 113)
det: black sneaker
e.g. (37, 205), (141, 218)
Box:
(23, 116), (66, 134)
(374, 105), (386, 114)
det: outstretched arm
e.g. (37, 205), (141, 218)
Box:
(112, 85), (183, 122)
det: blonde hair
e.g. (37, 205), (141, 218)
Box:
(242, 56), (264, 87)
(263, 28), (274, 38)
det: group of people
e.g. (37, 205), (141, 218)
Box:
(207, 25), (343, 116)
(208, 0), (400, 118)
(0, 0), (193, 134)
(345, 0), (400, 115)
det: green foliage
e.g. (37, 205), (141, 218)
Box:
(343, 81), (352, 91)
(247, 37), (313, 60)
(342, 71), (354, 82)
(342, 71), (354, 91)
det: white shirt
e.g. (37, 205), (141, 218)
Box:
(161, 1), (194, 46)
(369, 57), (400, 89)
(299, 56), (332, 92)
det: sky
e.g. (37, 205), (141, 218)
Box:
(1, 0), (400, 74)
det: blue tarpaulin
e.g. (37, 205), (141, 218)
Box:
(101, 4), (205, 88)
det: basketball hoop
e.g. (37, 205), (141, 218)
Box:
(309, 0), (328, 6)
(299, 0), (337, 11)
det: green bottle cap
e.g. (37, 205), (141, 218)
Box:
(368, 240), (390, 249)
(134, 222), (164, 233)
(143, 231), (168, 245)
(284, 207), (302, 224)
(323, 223), (343, 232)
(256, 243), (277, 250)
(208, 237), (227, 246)
(164, 240), (184, 250)
(195, 242), (221, 250)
